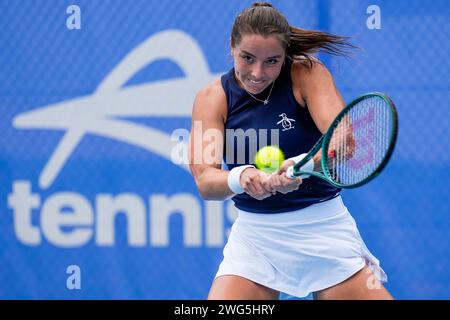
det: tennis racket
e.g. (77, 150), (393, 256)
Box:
(285, 92), (398, 188)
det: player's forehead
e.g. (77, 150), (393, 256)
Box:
(235, 34), (285, 59)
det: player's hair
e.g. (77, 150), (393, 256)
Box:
(231, 2), (356, 67)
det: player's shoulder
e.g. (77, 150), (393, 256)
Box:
(291, 58), (335, 101)
(193, 78), (227, 120)
(291, 57), (332, 81)
(195, 78), (226, 104)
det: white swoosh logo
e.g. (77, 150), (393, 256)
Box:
(13, 30), (221, 189)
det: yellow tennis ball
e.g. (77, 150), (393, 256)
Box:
(255, 145), (285, 173)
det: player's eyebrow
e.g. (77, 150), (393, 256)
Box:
(240, 50), (283, 59)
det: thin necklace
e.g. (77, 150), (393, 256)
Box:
(245, 80), (275, 105)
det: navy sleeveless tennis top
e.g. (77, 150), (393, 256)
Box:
(222, 60), (340, 213)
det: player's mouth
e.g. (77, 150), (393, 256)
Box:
(246, 78), (268, 93)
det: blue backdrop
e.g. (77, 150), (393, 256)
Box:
(1, 0), (449, 299)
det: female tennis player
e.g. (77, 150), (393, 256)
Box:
(189, 2), (393, 300)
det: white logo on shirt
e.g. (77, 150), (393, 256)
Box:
(277, 113), (296, 131)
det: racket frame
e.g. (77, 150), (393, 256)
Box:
(291, 92), (398, 188)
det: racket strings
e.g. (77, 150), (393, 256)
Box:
(326, 96), (393, 185)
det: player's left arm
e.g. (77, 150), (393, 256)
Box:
(292, 60), (347, 167)
(292, 60), (344, 132)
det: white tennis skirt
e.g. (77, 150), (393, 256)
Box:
(215, 196), (387, 298)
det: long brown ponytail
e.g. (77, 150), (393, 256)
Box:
(231, 2), (356, 67)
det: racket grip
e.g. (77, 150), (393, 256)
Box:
(286, 166), (311, 180)
(286, 166), (295, 179)
(285, 154), (314, 179)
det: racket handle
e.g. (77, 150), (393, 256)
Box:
(286, 166), (295, 179)
(286, 166), (310, 180)
(286, 154), (314, 180)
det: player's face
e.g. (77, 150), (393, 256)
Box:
(232, 34), (286, 94)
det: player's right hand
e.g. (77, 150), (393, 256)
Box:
(240, 167), (273, 200)
(269, 160), (303, 194)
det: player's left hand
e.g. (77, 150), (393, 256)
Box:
(268, 160), (303, 194)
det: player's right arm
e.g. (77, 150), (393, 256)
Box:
(189, 80), (272, 201)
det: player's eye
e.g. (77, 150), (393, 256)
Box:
(266, 59), (279, 65)
(241, 55), (254, 63)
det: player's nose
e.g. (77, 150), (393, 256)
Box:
(251, 63), (265, 79)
